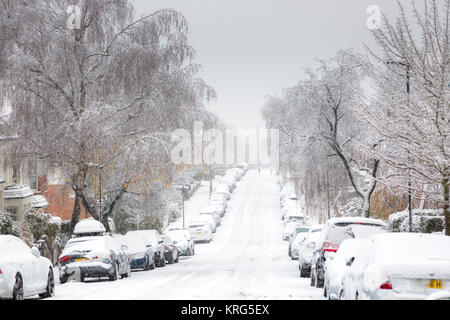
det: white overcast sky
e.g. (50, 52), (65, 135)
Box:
(132, 0), (400, 129)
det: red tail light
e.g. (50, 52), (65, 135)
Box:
(59, 255), (71, 262)
(322, 241), (339, 252)
(380, 282), (393, 290)
(164, 245), (169, 250)
(0, 268), (2, 274)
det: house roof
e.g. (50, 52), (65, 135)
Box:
(31, 194), (49, 208)
(4, 184), (34, 199)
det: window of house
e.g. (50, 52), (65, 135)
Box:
(5, 207), (18, 221)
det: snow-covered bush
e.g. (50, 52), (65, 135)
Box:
(0, 212), (20, 236)
(388, 209), (444, 233)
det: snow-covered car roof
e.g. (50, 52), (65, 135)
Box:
(73, 219), (106, 235)
(326, 216), (387, 227)
(62, 236), (109, 256)
(368, 232), (450, 262)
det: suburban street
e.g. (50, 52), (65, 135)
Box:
(48, 170), (323, 300)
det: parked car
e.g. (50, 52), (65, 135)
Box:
(323, 238), (367, 300)
(126, 230), (166, 267)
(162, 235), (180, 264)
(59, 234), (131, 283)
(117, 234), (155, 271)
(73, 218), (106, 237)
(209, 199), (227, 217)
(298, 224), (324, 277)
(341, 233), (450, 300)
(0, 235), (54, 300)
(283, 220), (307, 240)
(288, 226), (310, 259)
(214, 184), (231, 200)
(310, 217), (387, 288)
(165, 228), (195, 256)
(284, 213), (306, 226)
(189, 222), (213, 243)
(199, 206), (221, 226)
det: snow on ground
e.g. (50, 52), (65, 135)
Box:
(48, 169), (324, 300)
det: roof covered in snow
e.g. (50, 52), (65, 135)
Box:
(73, 218), (106, 235)
(31, 195), (49, 208)
(4, 184), (34, 199)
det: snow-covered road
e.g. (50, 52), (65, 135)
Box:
(48, 170), (324, 300)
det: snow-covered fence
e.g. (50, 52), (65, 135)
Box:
(388, 209), (444, 233)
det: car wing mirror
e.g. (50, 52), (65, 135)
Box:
(158, 240), (164, 244)
(346, 257), (355, 266)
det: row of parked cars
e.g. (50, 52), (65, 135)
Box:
(286, 214), (450, 300)
(186, 166), (248, 243)
(0, 165), (249, 300)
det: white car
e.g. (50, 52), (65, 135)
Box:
(289, 227), (310, 260)
(214, 184), (231, 200)
(341, 233), (450, 300)
(164, 228), (195, 256)
(298, 224), (324, 277)
(189, 222), (213, 243)
(199, 206), (221, 226)
(284, 213), (305, 226)
(323, 238), (367, 300)
(0, 235), (55, 300)
(283, 221), (305, 240)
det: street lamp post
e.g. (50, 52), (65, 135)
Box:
(182, 185), (185, 228)
(387, 60), (412, 231)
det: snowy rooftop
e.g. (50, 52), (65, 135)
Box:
(4, 184), (34, 199)
(31, 194), (49, 208)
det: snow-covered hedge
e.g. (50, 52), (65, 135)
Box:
(388, 209), (444, 233)
(0, 211), (21, 236)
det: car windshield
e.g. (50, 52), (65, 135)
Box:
(295, 227), (309, 233)
(63, 237), (106, 253)
(288, 216), (304, 223)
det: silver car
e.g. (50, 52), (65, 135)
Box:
(341, 233), (450, 300)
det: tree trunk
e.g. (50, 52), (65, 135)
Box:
(443, 176), (449, 236)
(69, 194), (82, 234)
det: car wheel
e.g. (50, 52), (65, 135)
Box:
(109, 263), (119, 281)
(39, 268), (55, 299)
(175, 252), (179, 263)
(310, 269), (316, 287)
(316, 276), (324, 288)
(339, 290), (345, 300)
(59, 274), (68, 284)
(160, 254), (166, 267)
(126, 264), (132, 278)
(355, 292), (359, 300)
(12, 274), (24, 300)
(168, 253), (174, 264)
(150, 256), (156, 270)
(323, 284), (328, 298)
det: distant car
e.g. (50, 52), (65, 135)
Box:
(0, 235), (55, 300)
(283, 221), (306, 240)
(323, 238), (367, 300)
(59, 235), (131, 283)
(189, 222), (213, 243)
(162, 235), (180, 264)
(165, 228), (195, 256)
(199, 206), (221, 227)
(298, 224), (324, 277)
(341, 233), (450, 300)
(289, 227), (310, 259)
(117, 234), (156, 271)
(284, 213), (306, 226)
(214, 184), (231, 200)
(310, 217), (387, 288)
(125, 230), (166, 267)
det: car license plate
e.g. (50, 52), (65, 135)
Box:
(75, 258), (89, 262)
(429, 279), (442, 289)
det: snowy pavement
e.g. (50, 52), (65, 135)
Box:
(48, 169), (324, 300)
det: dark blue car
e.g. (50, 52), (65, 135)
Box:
(118, 234), (156, 271)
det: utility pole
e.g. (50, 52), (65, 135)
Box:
(182, 185), (185, 228)
(326, 171), (330, 220)
(387, 60), (412, 232)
